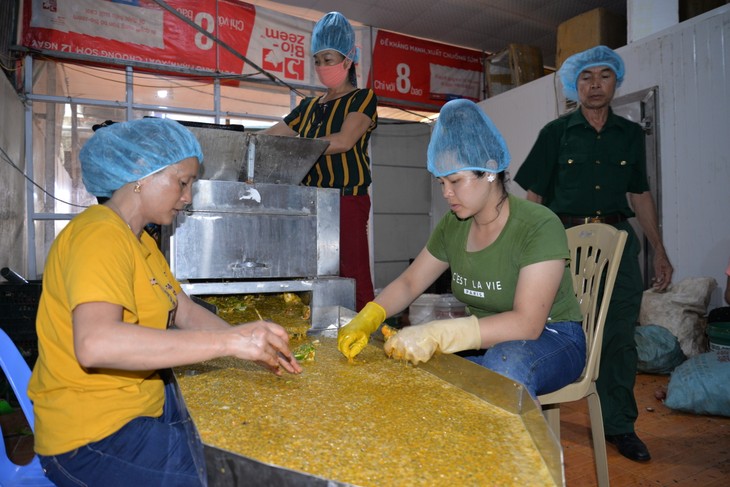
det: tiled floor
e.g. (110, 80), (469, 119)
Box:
(2, 373), (729, 486)
(561, 373), (730, 486)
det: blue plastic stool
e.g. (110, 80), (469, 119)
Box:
(0, 328), (55, 486)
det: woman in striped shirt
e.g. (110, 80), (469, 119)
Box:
(264, 12), (378, 311)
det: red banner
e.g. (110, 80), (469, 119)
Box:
(20, 0), (478, 106)
(19, 0), (370, 88)
(21, 0), (257, 74)
(369, 29), (484, 109)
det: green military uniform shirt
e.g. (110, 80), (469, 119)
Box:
(514, 108), (649, 217)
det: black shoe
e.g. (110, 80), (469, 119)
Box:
(605, 432), (651, 462)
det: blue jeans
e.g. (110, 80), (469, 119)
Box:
(460, 321), (586, 398)
(39, 370), (207, 487)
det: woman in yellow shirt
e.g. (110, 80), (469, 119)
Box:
(29, 118), (302, 486)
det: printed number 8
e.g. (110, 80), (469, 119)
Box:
(194, 12), (215, 50)
(396, 63), (411, 94)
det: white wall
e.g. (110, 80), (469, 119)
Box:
(477, 74), (564, 200)
(479, 5), (730, 309)
(627, 0), (679, 42)
(370, 122), (432, 289)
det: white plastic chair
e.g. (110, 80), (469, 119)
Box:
(0, 328), (55, 486)
(538, 223), (628, 487)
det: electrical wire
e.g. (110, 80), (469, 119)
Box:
(23, 3), (445, 126)
(0, 145), (90, 209)
(151, 0), (306, 98)
(149, 1), (442, 123)
(0, 52), (20, 72)
(40, 55), (433, 124)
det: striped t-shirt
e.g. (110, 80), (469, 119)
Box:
(284, 88), (378, 195)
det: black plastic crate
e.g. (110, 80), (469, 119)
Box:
(0, 282), (42, 367)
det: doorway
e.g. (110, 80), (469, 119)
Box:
(612, 87), (661, 289)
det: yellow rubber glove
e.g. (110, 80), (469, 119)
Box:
(384, 315), (481, 365)
(337, 302), (386, 361)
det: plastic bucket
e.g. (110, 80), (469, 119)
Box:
(707, 322), (730, 351)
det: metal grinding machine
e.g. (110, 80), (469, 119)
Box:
(162, 124), (355, 328)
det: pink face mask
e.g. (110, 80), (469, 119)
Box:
(315, 60), (349, 88)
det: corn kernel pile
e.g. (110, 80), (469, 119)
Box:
(176, 337), (555, 486)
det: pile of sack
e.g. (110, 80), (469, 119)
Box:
(637, 277), (729, 417)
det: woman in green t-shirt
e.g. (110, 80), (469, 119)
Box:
(338, 99), (586, 398)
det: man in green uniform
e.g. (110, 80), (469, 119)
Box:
(514, 46), (674, 462)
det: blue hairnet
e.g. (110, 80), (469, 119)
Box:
(558, 45), (625, 102)
(311, 12), (359, 63)
(427, 99), (510, 177)
(80, 118), (203, 198)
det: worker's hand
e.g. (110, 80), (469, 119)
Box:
(651, 251), (674, 292)
(229, 321), (303, 376)
(384, 315), (481, 365)
(337, 302), (386, 360)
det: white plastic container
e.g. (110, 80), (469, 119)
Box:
(408, 294), (440, 325)
(409, 294), (467, 325)
(434, 294), (468, 320)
